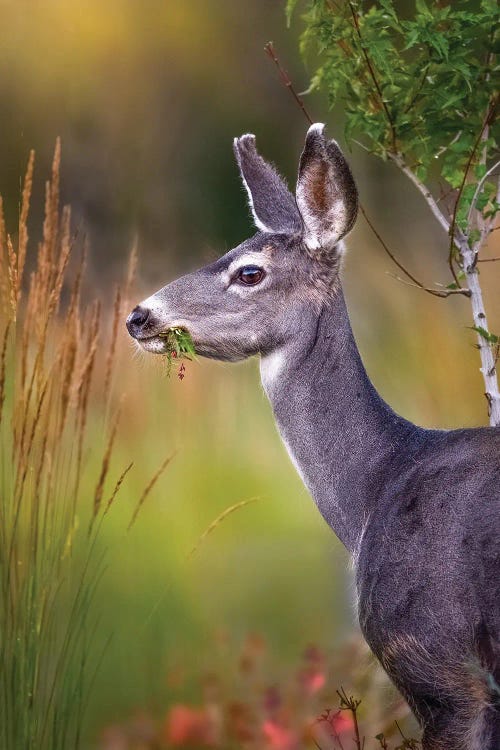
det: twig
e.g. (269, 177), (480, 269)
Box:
(389, 149), (463, 287)
(360, 206), (468, 298)
(347, 2), (397, 152)
(466, 159), (500, 228)
(447, 98), (497, 279)
(375, 734), (389, 749)
(388, 273), (470, 298)
(478, 257), (500, 263)
(337, 687), (364, 750)
(264, 42), (313, 125)
(433, 130), (462, 161)
(403, 62), (430, 114)
(315, 709), (345, 750)
(493, 343), (500, 372)
(436, 182), (455, 206)
(394, 719), (419, 749)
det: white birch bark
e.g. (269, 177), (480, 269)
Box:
(389, 153), (500, 427)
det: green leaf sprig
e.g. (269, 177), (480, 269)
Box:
(158, 327), (196, 379)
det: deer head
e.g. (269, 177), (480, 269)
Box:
(126, 123), (358, 361)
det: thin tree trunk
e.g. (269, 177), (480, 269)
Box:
(460, 240), (500, 427)
(391, 153), (500, 427)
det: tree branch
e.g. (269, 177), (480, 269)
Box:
(387, 153), (451, 235)
(264, 42), (313, 125)
(387, 151), (463, 288)
(447, 98), (497, 272)
(467, 160), (500, 227)
(388, 273), (470, 298)
(360, 206), (469, 298)
(461, 240), (500, 425)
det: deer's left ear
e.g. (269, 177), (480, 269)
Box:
(233, 134), (302, 234)
(296, 123), (358, 254)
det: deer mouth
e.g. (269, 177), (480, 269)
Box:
(135, 333), (170, 354)
(136, 327), (196, 359)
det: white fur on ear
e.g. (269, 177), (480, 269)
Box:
(307, 122), (326, 136)
(233, 135), (272, 233)
(298, 190), (350, 252)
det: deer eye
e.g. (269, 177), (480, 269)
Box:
(236, 266), (265, 286)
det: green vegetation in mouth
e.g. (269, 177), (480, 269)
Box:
(158, 327), (196, 379)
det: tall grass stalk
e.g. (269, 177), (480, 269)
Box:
(0, 143), (136, 749)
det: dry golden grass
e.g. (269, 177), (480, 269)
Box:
(0, 144), (269, 750)
(0, 143), (142, 750)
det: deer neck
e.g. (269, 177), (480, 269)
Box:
(260, 288), (418, 554)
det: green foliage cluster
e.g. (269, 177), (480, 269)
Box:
(159, 327), (196, 377)
(289, 0), (499, 235)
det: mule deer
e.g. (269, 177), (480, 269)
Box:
(127, 124), (500, 749)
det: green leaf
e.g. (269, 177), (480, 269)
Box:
(471, 326), (499, 345)
(158, 327), (197, 377)
(474, 163), (487, 179)
(285, 0), (301, 26)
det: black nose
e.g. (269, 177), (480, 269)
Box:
(126, 305), (150, 336)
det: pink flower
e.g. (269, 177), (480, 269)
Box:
(298, 668), (326, 694)
(312, 708), (356, 748)
(163, 704), (218, 746)
(330, 711), (355, 734)
(262, 719), (298, 750)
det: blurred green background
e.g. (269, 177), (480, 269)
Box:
(1, 0), (499, 745)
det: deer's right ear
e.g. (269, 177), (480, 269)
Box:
(296, 123), (358, 254)
(233, 134), (301, 234)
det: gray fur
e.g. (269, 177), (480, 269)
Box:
(127, 124), (500, 749)
(233, 133), (302, 234)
